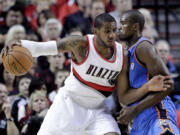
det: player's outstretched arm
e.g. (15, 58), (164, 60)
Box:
(116, 49), (171, 106)
(117, 41), (174, 125)
(19, 35), (87, 59)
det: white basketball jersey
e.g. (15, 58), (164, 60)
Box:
(61, 34), (124, 108)
(72, 34), (124, 92)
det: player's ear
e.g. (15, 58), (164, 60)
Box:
(133, 23), (139, 32)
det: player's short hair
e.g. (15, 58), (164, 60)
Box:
(123, 10), (145, 32)
(94, 13), (116, 29)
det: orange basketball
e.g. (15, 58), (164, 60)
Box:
(2, 46), (33, 76)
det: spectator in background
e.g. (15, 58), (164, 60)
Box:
(5, 24), (26, 46)
(20, 91), (48, 135)
(43, 18), (62, 41)
(1, 0), (16, 12)
(109, 0), (132, 29)
(0, 5), (30, 50)
(139, 8), (158, 44)
(1, 69), (17, 96)
(37, 10), (54, 40)
(53, 0), (78, 25)
(35, 18), (65, 93)
(25, 0), (56, 31)
(37, 52), (70, 94)
(156, 39), (180, 131)
(90, 0), (106, 33)
(29, 78), (48, 96)
(26, 30), (39, 41)
(11, 75), (32, 130)
(0, 0), (2, 13)
(0, 0), (16, 25)
(156, 40), (178, 78)
(90, 0), (105, 23)
(48, 53), (68, 72)
(0, 0), (16, 13)
(48, 69), (70, 104)
(62, 0), (92, 36)
(0, 83), (19, 135)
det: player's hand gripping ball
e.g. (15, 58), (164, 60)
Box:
(2, 45), (33, 76)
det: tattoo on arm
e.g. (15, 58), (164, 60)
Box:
(78, 46), (87, 59)
(57, 36), (86, 52)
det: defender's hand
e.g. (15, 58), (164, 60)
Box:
(117, 106), (137, 125)
(147, 75), (172, 92)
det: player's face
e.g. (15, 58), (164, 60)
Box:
(96, 22), (117, 47)
(118, 14), (134, 41)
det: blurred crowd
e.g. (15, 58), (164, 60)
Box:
(0, 0), (179, 135)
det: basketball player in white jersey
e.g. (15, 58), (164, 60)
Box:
(1, 13), (171, 135)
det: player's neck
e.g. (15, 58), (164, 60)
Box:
(95, 37), (114, 59)
(127, 34), (141, 48)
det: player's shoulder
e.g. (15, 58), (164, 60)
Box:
(136, 39), (157, 60)
(70, 35), (88, 47)
(136, 39), (154, 52)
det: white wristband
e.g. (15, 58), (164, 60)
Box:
(21, 40), (58, 57)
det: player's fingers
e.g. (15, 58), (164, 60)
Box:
(163, 75), (172, 81)
(164, 79), (173, 84)
(117, 116), (123, 121)
(118, 119), (128, 125)
(160, 87), (168, 91)
(156, 75), (164, 79)
(152, 75), (164, 82)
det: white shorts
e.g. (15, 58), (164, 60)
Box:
(37, 89), (121, 135)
